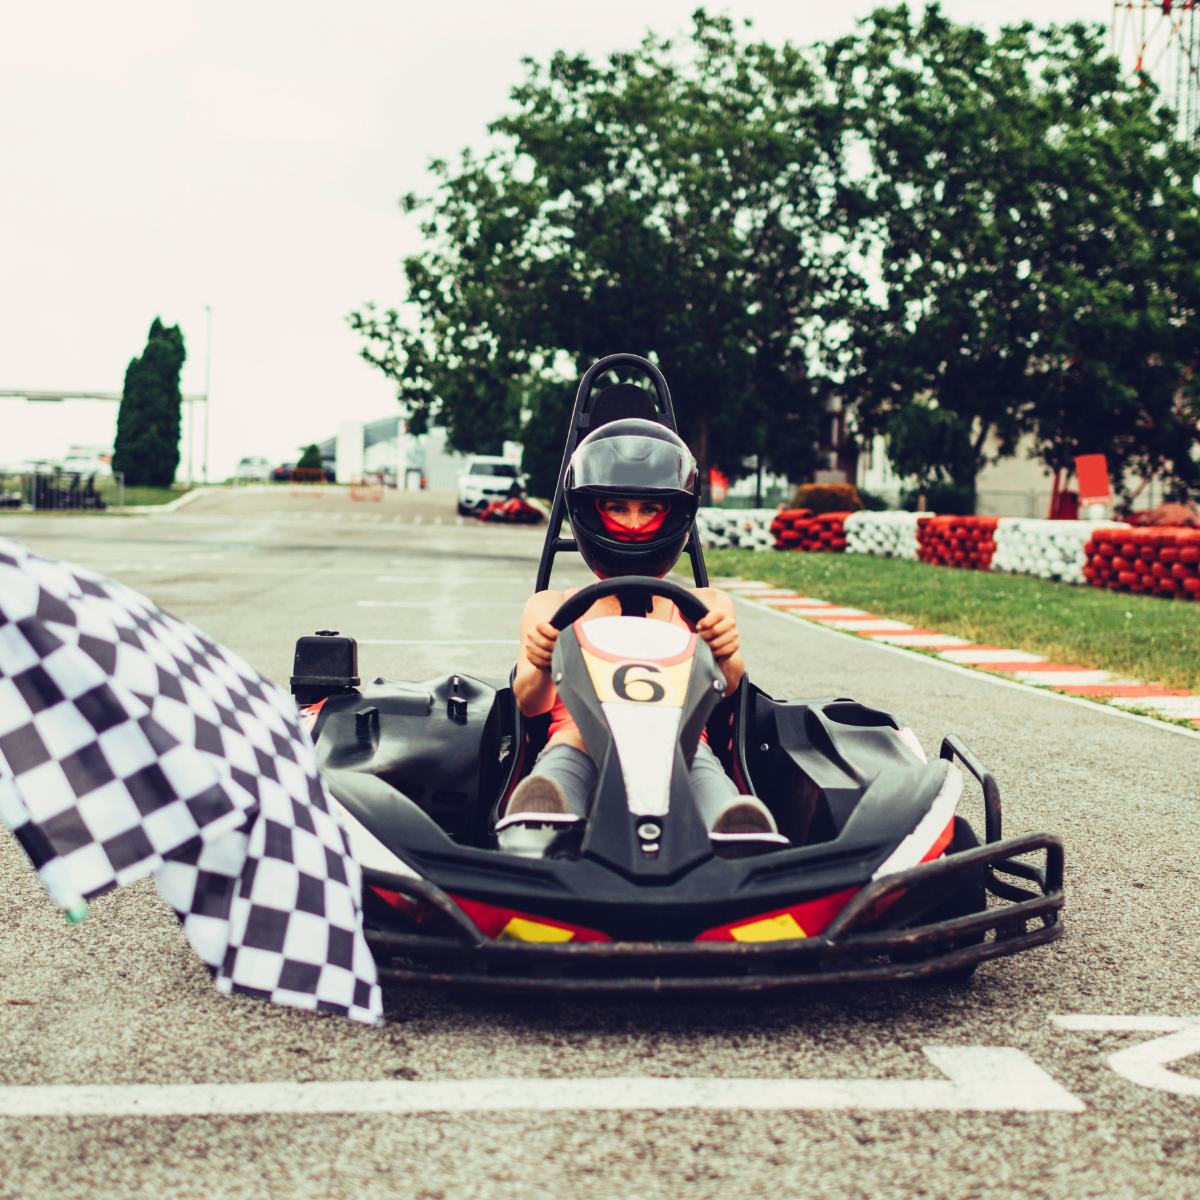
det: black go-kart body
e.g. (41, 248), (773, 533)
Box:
(292, 354), (1063, 992)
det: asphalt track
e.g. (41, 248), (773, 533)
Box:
(1, 487), (1197, 1200)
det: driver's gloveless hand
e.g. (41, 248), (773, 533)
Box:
(695, 610), (739, 662)
(525, 621), (559, 672)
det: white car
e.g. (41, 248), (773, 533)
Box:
(456, 456), (524, 515)
(60, 455), (112, 478)
(234, 456), (272, 483)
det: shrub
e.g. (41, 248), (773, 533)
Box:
(789, 482), (864, 514)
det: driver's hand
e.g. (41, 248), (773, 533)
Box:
(524, 621), (559, 673)
(695, 610), (739, 662)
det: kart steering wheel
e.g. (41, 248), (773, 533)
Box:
(549, 576), (710, 631)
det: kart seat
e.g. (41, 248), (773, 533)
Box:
(582, 382), (663, 430)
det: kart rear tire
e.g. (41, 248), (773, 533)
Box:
(895, 815), (986, 984)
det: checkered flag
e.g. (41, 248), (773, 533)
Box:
(0, 537), (382, 1024)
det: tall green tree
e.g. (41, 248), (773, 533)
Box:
(829, 5), (1200, 503)
(112, 318), (187, 488)
(350, 11), (854, 484)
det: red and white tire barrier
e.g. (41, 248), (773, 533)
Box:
(844, 511), (925, 560)
(704, 508), (1199, 603)
(769, 509), (851, 552)
(916, 515), (999, 570)
(1084, 527), (1200, 600)
(695, 508), (776, 550)
(992, 518), (1125, 585)
(714, 576), (1200, 731)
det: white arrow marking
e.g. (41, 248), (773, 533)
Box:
(1051, 1014), (1200, 1098)
(0, 1048), (1082, 1117)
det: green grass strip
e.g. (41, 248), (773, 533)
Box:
(116, 484), (193, 507)
(706, 548), (1200, 693)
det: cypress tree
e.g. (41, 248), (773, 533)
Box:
(112, 318), (187, 487)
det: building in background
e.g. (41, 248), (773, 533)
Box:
(315, 417), (522, 490)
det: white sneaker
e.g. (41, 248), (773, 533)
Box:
(710, 796), (789, 854)
(495, 776), (583, 858)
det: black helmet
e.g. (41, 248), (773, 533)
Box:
(565, 418), (699, 579)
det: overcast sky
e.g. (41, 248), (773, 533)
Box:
(2, 1), (1113, 480)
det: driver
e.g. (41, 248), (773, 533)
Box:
(501, 417), (785, 854)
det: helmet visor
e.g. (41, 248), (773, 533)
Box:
(569, 434), (696, 494)
(594, 497), (672, 541)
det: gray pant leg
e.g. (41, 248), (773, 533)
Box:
(531, 742), (734, 829)
(529, 743), (597, 818)
(688, 741), (739, 831)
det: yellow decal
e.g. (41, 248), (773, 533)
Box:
(581, 647), (694, 707)
(730, 913), (807, 943)
(499, 917), (575, 943)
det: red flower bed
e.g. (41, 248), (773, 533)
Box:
(1083, 527), (1200, 600)
(770, 508), (850, 552)
(915, 515), (998, 571)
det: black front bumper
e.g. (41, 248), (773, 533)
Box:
(365, 833), (1064, 993)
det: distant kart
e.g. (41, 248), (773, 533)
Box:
(476, 495), (544, 524)
(292, 354), (1064, 992)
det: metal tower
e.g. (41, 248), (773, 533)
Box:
(1112, 1), (1200, 144)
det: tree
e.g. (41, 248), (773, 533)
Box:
(1020, 41), (1200, 501)
(884, 401), (977, 512)
(350, 11), (856, 485)
(112, 318), (187, 488)
(829, 6), (1200, 504)
(296, 443), (323, 471)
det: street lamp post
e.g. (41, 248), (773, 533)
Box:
(203, 305), (212, 484)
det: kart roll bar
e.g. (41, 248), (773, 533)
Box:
(535, 353), (709, 592)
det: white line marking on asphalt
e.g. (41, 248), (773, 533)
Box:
(1052, 1015), (1199, 1033)
(0, 1048), (1082, 1117)
(738, 595), (1200, 741)
(357, 601), (503, 608)
(1051, 1015), (1200, 1098)
(372, 577), (529, 588)
(358, 639), (514, 646)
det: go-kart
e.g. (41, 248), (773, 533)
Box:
(476, 494), (544, 524)
(291, 354), (1063, 991)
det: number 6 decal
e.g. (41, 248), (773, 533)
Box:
(612, 663), (666, 703)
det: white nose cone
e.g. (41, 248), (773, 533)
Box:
(602, 704), (682, 817)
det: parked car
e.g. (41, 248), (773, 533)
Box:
(456, 456), (525, 515)
(272, 461), (337, 484)
(60, 445), (113, 478)
(234, 456), (272, 483)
